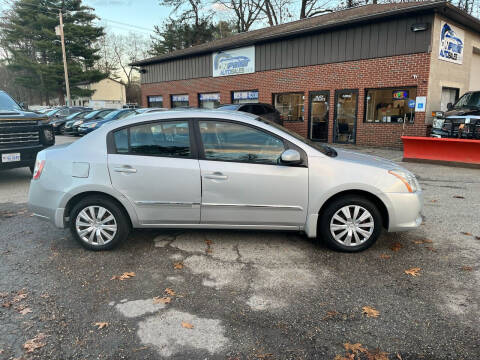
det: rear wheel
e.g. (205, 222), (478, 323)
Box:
(69, 196), (130, 251)
(318, 195), (382, 252)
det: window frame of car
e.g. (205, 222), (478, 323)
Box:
(193, 118), (308, 167)
(106, 118), (199, 160)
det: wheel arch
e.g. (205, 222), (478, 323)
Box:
(317, 189), (389, 231)
(64, 191), (133, 229)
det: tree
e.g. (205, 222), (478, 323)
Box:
(217, 0), (263, 32)
(0, 0), (107, 105)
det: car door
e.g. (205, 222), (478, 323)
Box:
(196, 119), (308, 227)
(107, 119), (201, 225)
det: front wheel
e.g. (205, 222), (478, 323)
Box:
(318, 195), (382, 252)
(69, 196), (130, 251)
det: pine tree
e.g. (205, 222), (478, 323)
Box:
(1, 0), (107, 105)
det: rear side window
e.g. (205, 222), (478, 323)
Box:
(113, 121), (191, 158)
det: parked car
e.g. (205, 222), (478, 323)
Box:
(77, 109), (138, 135)
(0, 90), (55, 173)
(64, 109), (114, 136)
(431, 91), (480, 138)
(28, 110), (423, 252)
(217, 103), (282, 124)
(49, 107), (92, 134)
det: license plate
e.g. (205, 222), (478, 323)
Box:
(1, 153), (21, 163)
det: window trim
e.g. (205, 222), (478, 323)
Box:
(193, 118), (308, 167)
(272, 91), (305, 123)
(363, 86), (418, 124)
(106, 119), (198, 159)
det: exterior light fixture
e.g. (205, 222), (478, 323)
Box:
(411, 23), (429, 32)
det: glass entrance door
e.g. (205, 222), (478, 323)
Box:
(308, 91), (329, 142)
(334, 90), (358, 144)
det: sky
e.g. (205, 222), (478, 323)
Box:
(83, 0), (170, 36)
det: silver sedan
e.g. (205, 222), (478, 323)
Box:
(28, 110), (423, 252)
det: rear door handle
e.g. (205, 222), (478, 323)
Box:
(114, 166), (137, 173)
(204, 172), (228, 180)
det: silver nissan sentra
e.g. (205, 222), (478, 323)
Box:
(28, 110), (423, 252)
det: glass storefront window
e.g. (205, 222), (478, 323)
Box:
(273, 93), (304, 121)
(365, 87), (417, 123)
(232, 90), (259, 104)
(171, 94), (189, 108)
(199, 93), (221, 109)
(147, 96), (163, 108)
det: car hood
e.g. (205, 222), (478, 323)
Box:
(332, 148), (399, 170)
(0, 110), (47, 121)
(445, 108), (480, 117)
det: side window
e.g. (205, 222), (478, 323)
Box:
(199, 120), (285, 165)
(113, 121), (191, 158)
(250, 105), (266, 115)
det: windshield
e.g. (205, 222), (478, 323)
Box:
(65, 112), (81, 120)
(102, 110), (123, 120)
(454, 92), (480, 110)
(256, 117), (332, 155)
(84, 110), (102, 120)
(0, 91), (22, 111)
(46, 108), (61, 116)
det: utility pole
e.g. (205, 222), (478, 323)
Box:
(58, 10), (71, 106)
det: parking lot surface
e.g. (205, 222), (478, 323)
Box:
(0, 137), (479, 359)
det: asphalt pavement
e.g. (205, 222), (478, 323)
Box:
(0, 136), (479, 360)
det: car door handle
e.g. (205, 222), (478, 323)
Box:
(114, 166), (137, 173)
(204, 172), (228, 180)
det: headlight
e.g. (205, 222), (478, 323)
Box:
(87, 122), (98, 128)
(388, 170), (420, 193)
(73, 120), (83, 126)
(43, 128), (54, 142)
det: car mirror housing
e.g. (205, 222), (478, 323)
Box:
(280, 149), (301, 165)
(447, 102), (453, 111)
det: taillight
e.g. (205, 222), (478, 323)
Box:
(33, 160), (45, 180)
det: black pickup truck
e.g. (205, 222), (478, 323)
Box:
(0, 90), (55, 173)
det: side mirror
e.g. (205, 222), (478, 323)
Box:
(447, 102), (453, 111)
(280, 149), (301, 165)
(19, 102), (26, 109)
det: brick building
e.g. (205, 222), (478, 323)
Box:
(133, 1), (480, 147)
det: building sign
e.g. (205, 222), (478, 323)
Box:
(213, 46), (255, 77)
(415, 96), (427, 112)
(439, 22), (464, 64)
(199, 93), (220, 101)
(393, 90), (408, 100)
(171, 95), (189, 102)
(148, 96), (163, 102)
(233, 90), (258, 101)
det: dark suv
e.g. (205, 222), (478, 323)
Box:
(0, 90), (55, 172)
(217, 103), (282, 125)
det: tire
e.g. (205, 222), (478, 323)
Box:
(59, 124), (65, 134)
(69, 196), (130, 251)
(318, 195), (382, 252)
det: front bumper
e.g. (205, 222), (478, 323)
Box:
(0, 144), (46, 170)
(383, 190), (424, 232)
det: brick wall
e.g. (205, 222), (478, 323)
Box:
(141, 53), (431, 148)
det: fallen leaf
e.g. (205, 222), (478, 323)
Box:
(19, 307), (32, 315)
(453, 195), (465, 199)
(255, 354), (273, 359)
(334, 354), (355, 360)
(380, 254), (391, 259)
(12, 292), (27, 303)
(0, 292), (7, 298)
(475, 236), (480, 240)
(396, 353), (403, 360)
(461, 266), (473, 271)
(1, 302), (11, 308)
(111, 272), (136, 280)
(460, 232), (472, 236)
(181, 321), (194, 329)
(413, 239), (433, 244)
(430, 199), (437, 203)
(322, 310), (339, 320)
(362, 306), (380, 318)
(94, 322), (109, 329)
(173, 262), (184, 270)
(344, 342), (367, 354)
(426, 246), (436, 252)
(165, 288), (176, 296)
(366, 348), (389, 360)
(390, 242), (403, 252)
(23, 333), (46, 353)
(405, 267), (421, 276)
(153, 296), (171, 304)
(205, 239), (212, 246)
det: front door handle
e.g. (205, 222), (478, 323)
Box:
(114, 166), (137, 173)
(204, 172), (228, 180)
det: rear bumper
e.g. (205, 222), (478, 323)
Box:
(383, 191), (424, 232)
(0, 145), (46, 170)
(28, 177), (67, 228)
